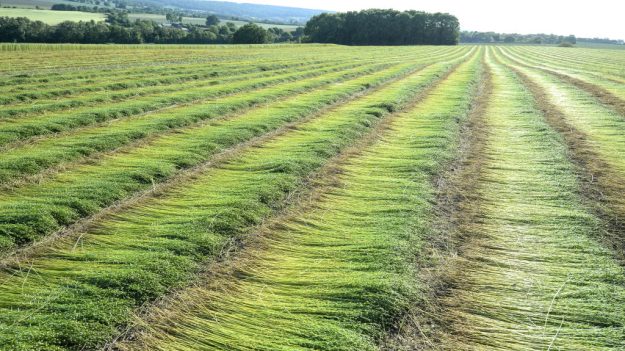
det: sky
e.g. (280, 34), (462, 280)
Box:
(238, 0), (625, 40)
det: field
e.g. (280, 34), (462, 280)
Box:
(0, 5), (299, 30)
(0, 0), (83, 9)
(0, 44), (624, 350)
(0, 7), (105, 24)
(127, 14), (300, 30)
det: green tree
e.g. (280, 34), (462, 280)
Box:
(304, 9), (459, 45)
(564, 34), (576, 44)
(105, 11), (130, 26)
(504, 35), (515, 43)
(205, 14), (220, 26)
(232, 23), (270, 44)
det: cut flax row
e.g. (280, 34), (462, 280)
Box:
(0, 50), (469, 350)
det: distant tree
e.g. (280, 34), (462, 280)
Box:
(292, 26), (304, 42)
(564, 34), (576, 44)
(205, 14), (219, 26)
(106, 11), (129, 26)
(165, 13), (182, 23)
(460, 31), (581, 45)
(304, 9), (459, 45)
(232, 23), (270, 44)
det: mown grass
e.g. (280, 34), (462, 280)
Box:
(438, 49), (625, 350)
(0, 58), (326, 107)
(0, 51), (468, 185)
(502, 46), (625, 104)
(117, 48), (482, 351)
(2, 48), (456, 105)
(0, 50), (470, 350)
(0, 49), (462, 147)
(0, 61), (407, 250)
(0, 55), (442, 251)
(494, 47), (625, 254)
(0, 60), (355, 146)
(0, 60), (391, 183)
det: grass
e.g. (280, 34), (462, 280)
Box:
(502, 46), (625, 100)
(1, 44), (625, 351)
(1, 0), (107, 10)
(0, 48), (470, 251)
(0, 51), (465, 185)
(494, 46), (625, 260)
(436, 49), (625, 350)
(0, 6), (299, 31)
(0, 49), (470, 350)
(116, 48), (483, 351)
(0, 8), (105, 24)
(0, 49), (463, 147)
(0, 61), (349, 146)
(126, 15), (300, 32)
(0, 57), (327, 106)
(0, 60), (413, 249)
(0, 61), (383, 182)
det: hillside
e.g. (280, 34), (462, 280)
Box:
(132, 0), (327, 23)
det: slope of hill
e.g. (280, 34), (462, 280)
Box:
(137, 0), (327, 23)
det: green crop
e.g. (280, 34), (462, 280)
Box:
(1, 44), (624, 351)
(0, 46), (469, 350)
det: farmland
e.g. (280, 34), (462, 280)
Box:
(0, 7), (105, 24)
(0, 7), (299, 31)
(0, 44), (624, 350)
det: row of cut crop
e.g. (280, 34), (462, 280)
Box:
(435, 48), (625, 351)
(117, 48), (483, 351)
(0, 51), (469, 351)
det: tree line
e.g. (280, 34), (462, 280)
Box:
(460, 31), (577, 45)
(51, 3), (111, 13)
(0, 14), (303, 44)
(303, 9), (460, 45)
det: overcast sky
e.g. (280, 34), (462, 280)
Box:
(239, 0), (624, 39)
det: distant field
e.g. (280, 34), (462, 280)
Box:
(0, 44), (625, 350)
(461, 41), (625, 50)
(576, 41), (625, 49)
(128, 13), (300, 31)
(226, 19), (300, 31)
(0, 7), (104, 23)
(0, 0), (78, 9)
(0, 7), (300, 30)
(128, 13), (205, 25)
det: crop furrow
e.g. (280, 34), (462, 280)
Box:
(0, 49), (470, 351)
(493, 49), (625, 260)
(0, 59), (331, 108)
(499, 47), (625, 113)
(0, 60), (361, 147)
(0, 48), (472, 254)
(0, 61), (406, 186)
(434, 49), (625, 351)
(112, 49), (483, 351)
(0, 50), (470, 184)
